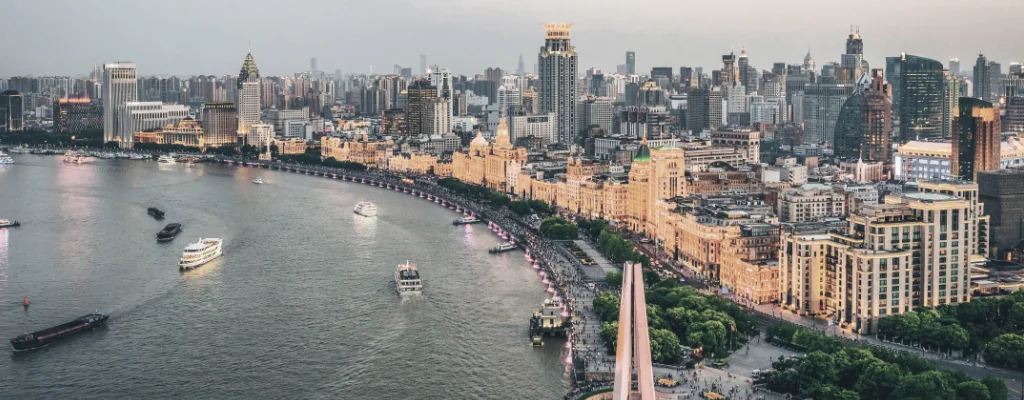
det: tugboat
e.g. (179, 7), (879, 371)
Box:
(489, 242), (518, 254)
(147, 207), (165, 220)
(0, 219), (20, 228)
(10, 312), (109, 351)
(453, 216), (481, 225)
(156, 223), (182, 242)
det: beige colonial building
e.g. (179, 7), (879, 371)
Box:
(777, 183), (847, 222)
(321, 134), (394, 168)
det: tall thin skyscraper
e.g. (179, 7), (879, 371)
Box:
(973, 54), (990, 101)
(517, 55), (526, 77)
(889, 54), (945, 142)
(236, 51), (261, 138)
(420, 55), (427, 76)
(625, 51), (636, 75)
(949, 58), (960, 76)
(952, 97), (1000, 182)
(310, 57), (317, 74)
(538, 23), (578, 144)
(102, 62), (138, 147)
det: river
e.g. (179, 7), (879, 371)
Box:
(0, 154), (569, 398)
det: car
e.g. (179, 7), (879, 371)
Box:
(581, 258), (596, 265)
(639, 238), (652, 244)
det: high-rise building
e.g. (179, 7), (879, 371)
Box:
(834, 69), (892, 162)
(310, 57), (317, 75)
(538, 23), (578, 144)
(517, 55), (526, 77)
(973, 54), (990, 102)
(577, 96), (614, 133)
(425, 98), (452, 136)
(888, 54), (945, 142)
(625, 51), (635, 75)
(952, 98), (1000, 182)
(420, 55), (427, 76)
(802, 83), (855, 146)
(119, 102), (189, 146)
(949, 58), (960, 76)
(679, 67), (694, 89)
(978, 169), (1024, 254)
(406, 80), (437, 137)
(102, 62), (138, 145)
(1005, 97), (1024, 133)
(0, 90), (25, 131)
(988, 61), (1002, 102)
(236, 51), (261, 138)
(942, 71), (961, 139)
(202, 102), (238, 147)
(737, 47), (758, 91)
(637, 79), (663, 107)
(53, 97), (101, 133)
(687, 87), (722, 133)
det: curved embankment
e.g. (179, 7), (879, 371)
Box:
(221, 160), (575, 308)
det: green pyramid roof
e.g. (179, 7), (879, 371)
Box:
(634, 142), (651, 162)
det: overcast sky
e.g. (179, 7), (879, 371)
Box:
(2, 0), (1021, 78)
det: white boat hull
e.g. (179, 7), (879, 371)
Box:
(179, 249), (223, 270)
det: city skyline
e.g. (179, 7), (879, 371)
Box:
(1, 0), (1022, 78)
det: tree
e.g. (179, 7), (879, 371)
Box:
(508, 201), (533, 216)
(891, 370), (957, 400)
(981, 376), (1009, 400)
(648, 328), (681, 363)
(806, 384), (860, 400)
(593, 292), (620, 322)
(600, 321), (619, 353)
(955, 381), (992, 400)
(983, 334), (1024, 369)
(854, 361), (902, 400)
(605, 272), (623, 287)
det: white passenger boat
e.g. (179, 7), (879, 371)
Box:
(354, 201), (378, 217)
(178, 238), (223, 270)
(0, 152), (14, 164)
(453, 216), (480, 225)
(252, 178), (264, 184)
(62, 151), (92, 164)
(395, 261), (422, 295)
(157, 155), (177, 164)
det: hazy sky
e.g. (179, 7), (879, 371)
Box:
(2, 0), (1021, 78)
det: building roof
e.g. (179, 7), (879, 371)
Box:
(899, 141), (952, 157)
(634, 136), (651, 162)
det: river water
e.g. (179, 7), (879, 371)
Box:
(0, 155), (568, 399)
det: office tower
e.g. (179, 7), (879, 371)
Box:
(497, 85), (521, 114)
(538, 23), (578, 144)
(429, 68), (452, 100)
(737, 47), (757, 91)
(888, 54), (944, 142)
(202, 102), (238, 147)
(942, 72), (961, 139)
(1006, 97), (1024, 133)
(236, 51), (261, 138)
(952, 98), (1000, 182)
(760, 72), (785, 99)
(53, 97), (101, 133)
(719, 51), (737, 86)
(687, 87), (722, 132)
(679, 67), (694, 89)
(626, 51), (635, 75)
(310, 57), (317, 75)
(988, 61), (1002, 101)
(406, 79), (437, 136)
(803, 51), (816, 73)
(802, 83), (855, 146)
(978, 169), (1024, 253)
(651, 67), (673, 87)
(638, 79), (663, 107)
(845, 27), (864, 57)
(590, 73), (606, 97)
(949, 58), (960, 76)
(973, 54), (990, 101)
(484, 67), (505, 104)
(624, 82), (639, 107)
(1011, 63), (1023, 76)
(517, 55), (526, 77)
(102, 62), (138, 145)
(425, 98), (452, 136)
(420, 55), (427, 76)
(834, 69), (892, 162)
(0, 90), (24, 131)
(578, 96), (614, 133)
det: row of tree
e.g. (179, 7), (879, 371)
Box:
(507, 199), (549, 216)
(763, 324), (1010, 400)
(1, 129), (104, 147)
(597, 228), (649, 268)
(593, 281), (757, 364)
(875, 291), (1024, 369)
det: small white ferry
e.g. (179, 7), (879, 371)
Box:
(395, 261), (422, 295)
(157, 155), (177, 164)
(0, 152), (14, 165)
(252, 178), (264, 184)
(453, 216), (481, 225)
(62, 151), (92, 164)
(354, 201), (378, 217)
(178, 238), (223, 270)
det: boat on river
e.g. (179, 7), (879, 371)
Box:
(0, 219), (20, 228)
(178, 238), (223, 270)
(147, 207), (165, 220)
(453, 216), (481, 225)
(395, 261), (422, 295)
(157, 223), (182, 242)
(489, 242), (518, 254)
(10, 312), (109, 351)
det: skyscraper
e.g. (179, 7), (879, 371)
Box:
(625, 51), (635, 75)
(517, 55), (526, 77)
(687, 87), (722, 133)
(538, 23), (578, 144)
(942, 71), (961, 139)
(484, 67), (505, 104)
(406, 79), (437, 137)
(834, 69), (891, 161)
(973, 54), (990, 101)
(202, 102), (239, 147)
(802, 83), (855, 146)
(420, 55), (427, 76)
(952, 98), (1000, 182)
(889, 54), (945, 142)
(236, 51), (261, 138)
(310, 57), (317, 75)
(102, 62), (138, 146)
(949, 58), (960, 76)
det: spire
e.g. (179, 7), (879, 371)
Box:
(238, 49), (260, 86)
(740, 46), (747, 57)
(634, 134), (650, 163)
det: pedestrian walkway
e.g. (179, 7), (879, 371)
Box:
(571, 240), (613, 281)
